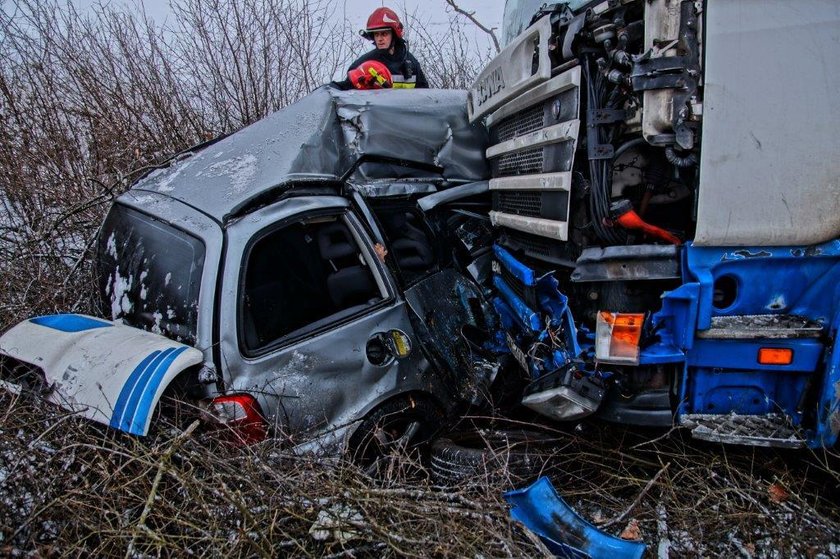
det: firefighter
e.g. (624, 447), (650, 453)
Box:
(333, 7), (428, 90)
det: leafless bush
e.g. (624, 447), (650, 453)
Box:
(168, 0), (351, 131)
(0, 392), (541, 557)
(400, 7), (496, 89)
(0, 0), (492, 332)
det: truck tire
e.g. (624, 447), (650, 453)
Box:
(430, 429), (554, 485)
(348, 396), (445, 475)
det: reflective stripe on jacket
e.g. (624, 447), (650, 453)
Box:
(391, 74), (417, 88)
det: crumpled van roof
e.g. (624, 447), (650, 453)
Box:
(129, 87), (489, 222)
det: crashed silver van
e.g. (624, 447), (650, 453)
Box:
(0, 87), (496, 460)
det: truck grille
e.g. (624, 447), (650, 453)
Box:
(496, 148), (544, 176)
(493, 105), (545, 143)
(494, 191), (542, 218)
(493, 191), (569, 222)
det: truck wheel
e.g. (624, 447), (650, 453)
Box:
(348, 396), (445, 475)
(430, 429), (554, 485)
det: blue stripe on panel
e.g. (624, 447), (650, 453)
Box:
(126, 346), (189, 435)
(31, 314), (112, 332)
(109, 350), (161, 430)
(115, 348), (175, 432)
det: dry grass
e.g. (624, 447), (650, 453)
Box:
(2, 394), (838, 558)
(0, 392), (540, 557)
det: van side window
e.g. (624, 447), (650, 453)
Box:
(241, 215), (384, 352)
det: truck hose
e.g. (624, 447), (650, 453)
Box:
(614, 138), (645, 161)
(665, 147), (698, 168)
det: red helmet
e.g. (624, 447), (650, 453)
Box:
(362, 7), (404, 40)
(348, 60), (393, 90)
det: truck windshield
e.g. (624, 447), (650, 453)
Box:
(97, 204), (205, 345)
(502, 0), (591, 47)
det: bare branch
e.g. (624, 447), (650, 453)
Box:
(444, 0), (501, 53)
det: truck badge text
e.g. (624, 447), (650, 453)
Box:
(475, 67), (505, 107)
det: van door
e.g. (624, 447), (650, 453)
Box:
(368, 181), (499, 403)
(218, 196), (444, 443)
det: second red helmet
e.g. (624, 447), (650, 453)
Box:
(348, 60), (393, 90)
(363, 7), (404, 39)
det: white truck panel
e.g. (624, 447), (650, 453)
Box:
(469, 14), (553, 122)
(695, 0), (840, 246)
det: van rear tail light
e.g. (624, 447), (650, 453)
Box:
(758, 348), (793, 366)
(596, 312), (644, 365)
(206, 393), (267, 445)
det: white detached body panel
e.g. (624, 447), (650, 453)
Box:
(0, 314), (202, 435)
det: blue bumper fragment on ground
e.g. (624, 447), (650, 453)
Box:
(504, 477), (645, 559)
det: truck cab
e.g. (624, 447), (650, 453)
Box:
(471, 0), (840, 448)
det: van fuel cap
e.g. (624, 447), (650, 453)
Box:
(366, 330), (412, 366)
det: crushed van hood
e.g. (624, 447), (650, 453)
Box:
(0, 314), (202, 435)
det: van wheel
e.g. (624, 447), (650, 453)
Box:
(348, 396), (444, 476)
(430, 429), (555, 486)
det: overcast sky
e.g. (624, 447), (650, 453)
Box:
(64, 0), (505, 81)
(73, 0), (505, 40)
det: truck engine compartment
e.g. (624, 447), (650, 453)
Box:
(481, 0), (702, 326)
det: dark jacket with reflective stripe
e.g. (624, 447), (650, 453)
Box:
(333, 42), (428, 90)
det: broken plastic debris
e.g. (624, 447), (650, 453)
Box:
(504, 476), (646, 559)
(308, 504), (364, 544)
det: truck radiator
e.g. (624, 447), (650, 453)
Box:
(494, 191), (541, 217)
(493, 191), (569, 221)
(495, 148), (544, 176)
(493, 104), (545, 143)
(485, 66), (581, 244)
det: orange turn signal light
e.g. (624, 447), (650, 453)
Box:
(609, 313), (644, 346)
(758, 348), (793, 365)
(596, 312), (644, 365)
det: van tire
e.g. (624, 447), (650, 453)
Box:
(430, 429), (554, 485)
(348, 396), (445, 475)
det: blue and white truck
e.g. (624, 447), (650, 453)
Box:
(473, 0), (840, 448)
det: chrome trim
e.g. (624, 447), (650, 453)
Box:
(486, 120), (579, 159)
(489, 212), (568, 241)
(489, 172), (572, 192)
